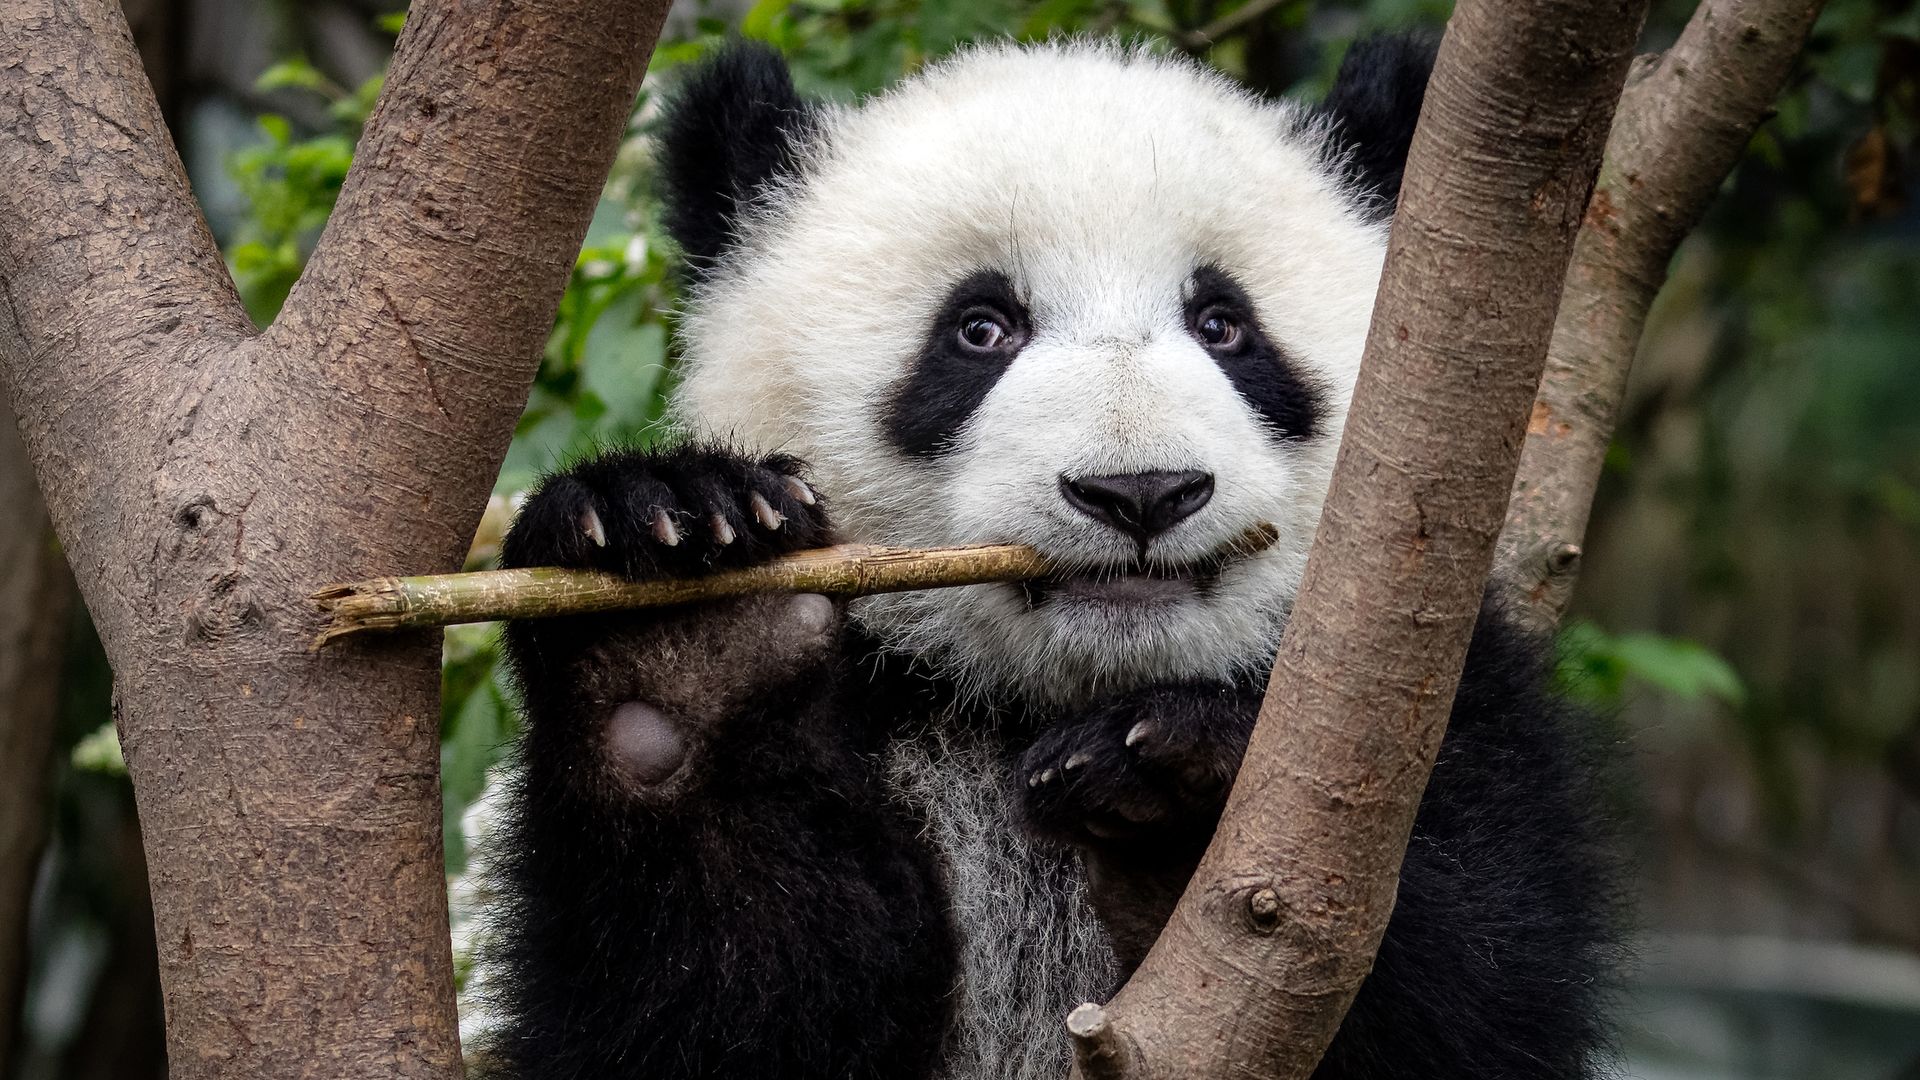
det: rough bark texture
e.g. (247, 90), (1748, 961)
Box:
(0, 399), (75, 1073)
(0, 0), (668, 1074)
(1496, 0), (1825, 626)
(1067, 1), (1649, 1076)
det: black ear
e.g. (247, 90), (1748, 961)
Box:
(1317, 33), (1439, 216)
(656, 42), (819, 275)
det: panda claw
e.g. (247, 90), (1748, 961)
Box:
(709, 513), (736, 546)
(1029, 768), (1057, 788)
(783, 475), (816, 506)
(580, 506), (608, 548)
(650, 508), (680, 547)
(1125, 721), (1153, 748)
(1063, 752), (1092, 772)
(750, 491), (784, 530)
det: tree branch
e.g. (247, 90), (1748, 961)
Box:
(1070, 1), (1649, 1074)
(0, 0), (670, 1073)
(0, 1), (256, 623)
(1497, 0), (1826, 625)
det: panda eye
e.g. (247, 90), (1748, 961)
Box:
(957, 310), (1015, 353)
(1193, 306), (1243, 349)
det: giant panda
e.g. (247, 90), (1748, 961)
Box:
(481, 34), (1618, 1080)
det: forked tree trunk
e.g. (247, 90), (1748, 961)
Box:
(0, 1), (669, 1073)
(1497, 0), (1826, 625)
(1068, 1), (1650, 1075)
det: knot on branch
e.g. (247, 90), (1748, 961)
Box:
(1247, 885), (1283, 930)
(184, 569), (267, 643)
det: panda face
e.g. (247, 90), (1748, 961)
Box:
(672, 42), (1392, 705)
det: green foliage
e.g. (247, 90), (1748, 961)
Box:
(1556, 620), (1747, 710)
(69, 722), (127, 777)
(224, 62), (382, 322)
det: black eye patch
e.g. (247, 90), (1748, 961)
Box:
(883, 270), (1031, 458)
(1186, 265), (1325, 444)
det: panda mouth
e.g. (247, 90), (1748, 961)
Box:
(1022, 558), (1220, 608)
(1019, 523), (1278, 610)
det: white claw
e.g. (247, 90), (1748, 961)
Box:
(579, 506), (608, 548)
(1125, 721), (1153, 748)
(710, 513), (736, 546)
(1029, 767), (1057, 788)
(782, 475), (816, 506)
(650, 508), (680, 547)
(750, 491), (784, 530)
(1063, 752), (1091, 772)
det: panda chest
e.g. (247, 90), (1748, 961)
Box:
(882, 722), (1118, 1080)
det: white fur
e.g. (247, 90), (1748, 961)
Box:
(673, 40), (1384, 705)
(885, 722), (1117, 1078)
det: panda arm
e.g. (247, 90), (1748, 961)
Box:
(479, 445), (955, 1080)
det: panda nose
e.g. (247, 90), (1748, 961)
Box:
(1060, 470), (1215, 545)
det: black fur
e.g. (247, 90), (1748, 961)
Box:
(656, 41), (820, 275)
(500, 443), (831, 578)
(1313, 613), (1623, 1080)
(883, 270), (1031, 458)
(1318, 33), (1440, 216)
(484, 444), (956, 1080)
(1188, 264), (1325, 442)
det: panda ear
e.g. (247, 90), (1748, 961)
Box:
(656, 41), (819, 275)
(1317, 32), (1440, 215)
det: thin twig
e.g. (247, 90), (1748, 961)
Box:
(1177, 0), (1293, 51)
(311, 523), (1280, 646)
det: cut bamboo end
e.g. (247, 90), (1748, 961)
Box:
(310, 522), (1279, 647)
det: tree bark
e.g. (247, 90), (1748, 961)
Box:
(0, 397), (75, 1074)
(0, 0), (668, 1074)
(1066, 1), (1648, 1076)
(1496, 0), (1825, 626)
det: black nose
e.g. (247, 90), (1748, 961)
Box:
(1060, 470), (1215, 545)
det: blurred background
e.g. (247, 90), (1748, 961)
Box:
(3, 0), (1918, 1076)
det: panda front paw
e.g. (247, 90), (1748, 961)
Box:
(501, 443), (830, 577)
(1020, 683), (1257, 844)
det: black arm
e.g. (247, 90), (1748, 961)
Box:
(478, 445), (955, 1080)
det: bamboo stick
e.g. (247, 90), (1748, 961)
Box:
(311, 523), (1279, 646)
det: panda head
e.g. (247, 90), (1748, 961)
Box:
(660, 37), (1434, 705)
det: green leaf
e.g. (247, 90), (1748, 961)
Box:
(441, 671), (516, 873)
(1555, 620), (1746, 708)
(70, 721), (127, 776)
(1606, 634), (1747, 706)
(256, 57), (330, 94)
(256, 113), (293, 146)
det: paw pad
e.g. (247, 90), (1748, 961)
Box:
(605, 701), (689, 787)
